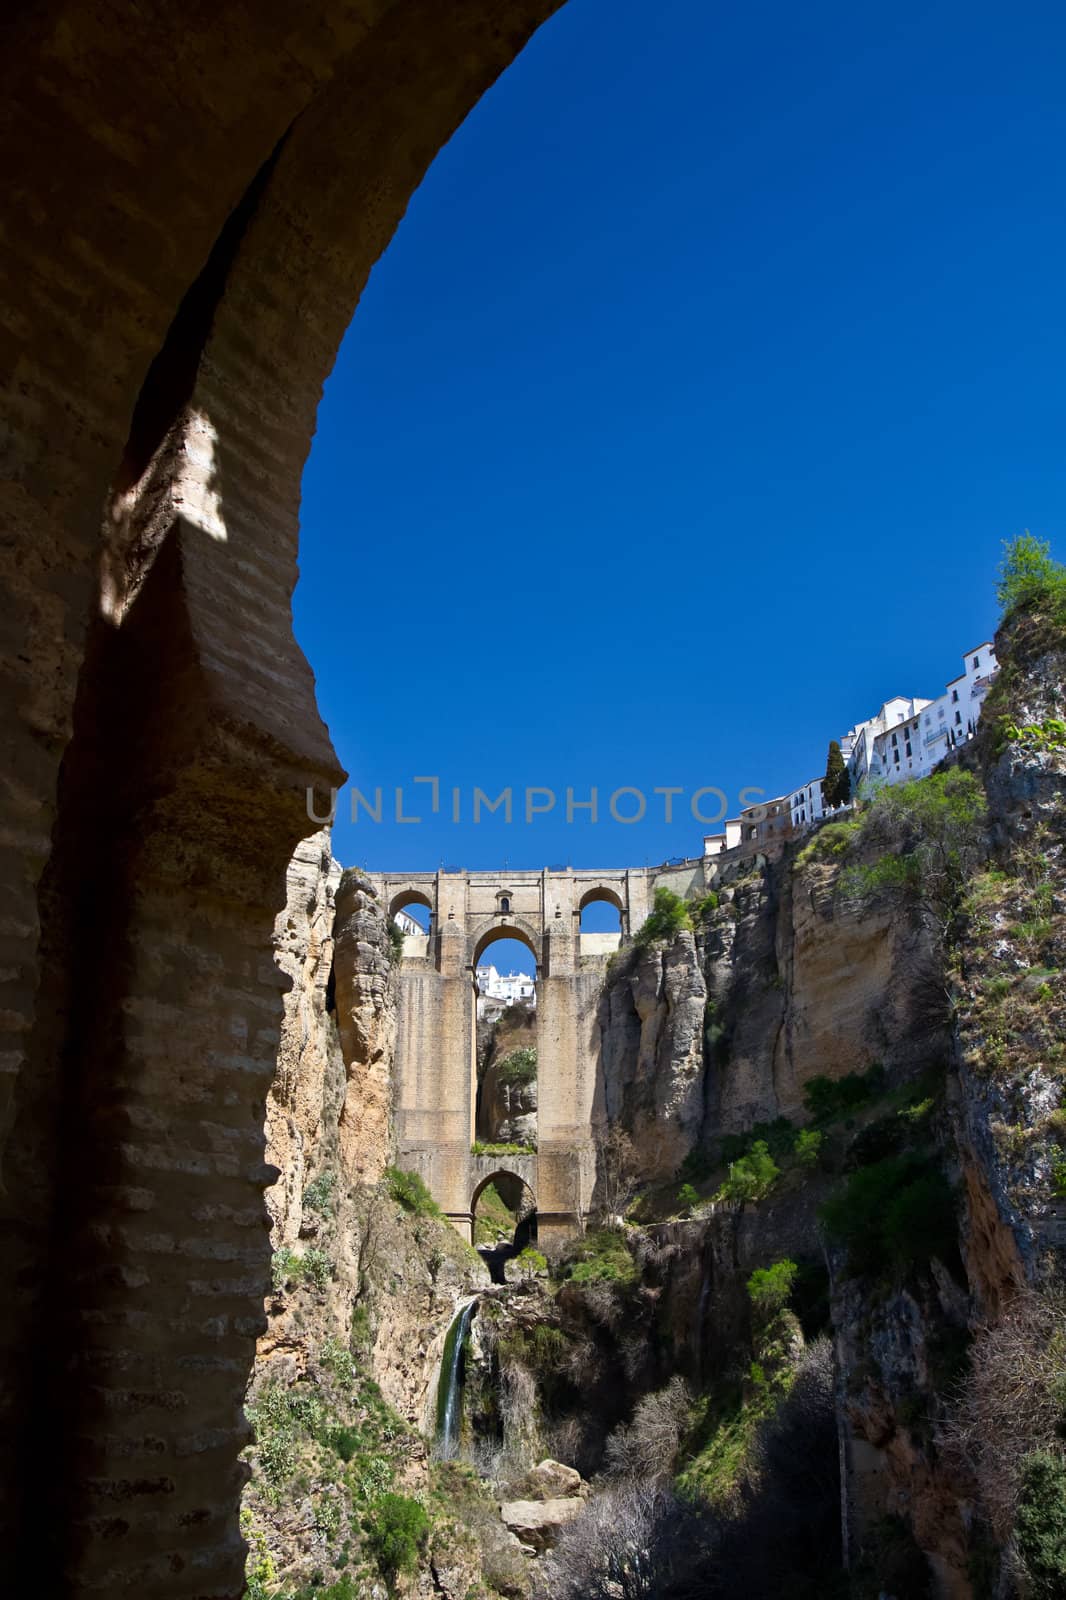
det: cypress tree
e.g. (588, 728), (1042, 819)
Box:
(824, 740), (851, 808)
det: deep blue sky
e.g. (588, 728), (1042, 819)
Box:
(296, 0), (1066, 889)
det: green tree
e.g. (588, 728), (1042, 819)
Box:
(746, 1259), (798, 1319)
(1015, 1450), (1066, 1598)
(635, 887), (691, 946)
(823, 740), (851, 809)
(720, 1140), (780, 1205)
(996, 532), (1066, 621)
(363, 1492), (429, 1584)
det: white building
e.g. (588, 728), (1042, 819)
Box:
(475, 965), (536, 1007)
(393, 908), (428, 937)
(702, 637), (1000, 859)
(789, 776), (827, 832)
(845, 695), (934, 790)
(849, 642), (997, 791)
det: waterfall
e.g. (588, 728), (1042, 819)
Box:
(436, 1298), (477, 1455)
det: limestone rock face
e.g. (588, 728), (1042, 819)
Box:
(477, 1003), (537, 1144)
(597, 931), (707, 1180)
(266, 829), (342, 1245)
(333, 868), (397, 1185)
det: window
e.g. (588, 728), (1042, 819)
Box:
(499, 896), (510, 913)
(952, 689), (959, 703)
(905, 742), (912, 757)
(955, 711), (962, 725)
(973, 655), (980, 669)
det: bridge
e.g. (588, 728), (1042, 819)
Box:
(366, 865), (703, 1240)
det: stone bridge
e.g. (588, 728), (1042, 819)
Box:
(367, 868), (663, 1239)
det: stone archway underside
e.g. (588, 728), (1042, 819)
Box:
(0, 6), (567, 1593)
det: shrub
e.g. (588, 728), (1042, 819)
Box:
(688, 890), (720, 924)
(820, 1154), (955, 1275)
(719, 1141), (780, 1205)
(302, 1168), (337, 1213)
(1049, 1153), (1066, 1199)
(363, 1492), (429, 1583)
(996, 532), (1066, 623)
(496, 1045), (537, 1087)
(604, 1376), (691, 1480)
(838, 769), (987, 942)
(470, 1138), (536, 1157)
(270, 1244), (332, 1291)
(565, 1228), (638, 1287)
(515, 1245), (548, 1275)
(802, 1065), (883, 1122)
(796, 817), (860, 867)
(387, 920), (405, 964)
(385, 1165), (444, 1218)
(793, 1128), (823, 1168)
(677, 1182), (700, 1214)
(635, 888), (691, 946)
(747, 1260), (799, 1320)
(720, 1116), (794, 1164)
(1015, 1451), (1066, 1597)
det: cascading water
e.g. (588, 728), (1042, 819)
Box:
(436, 1298), (477, 1456)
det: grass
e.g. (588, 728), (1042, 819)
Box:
(562, 1227), (638, 1286)
(384, 1166), (445, 1219)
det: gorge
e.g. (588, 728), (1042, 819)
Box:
(238, 595), (1066, 1598)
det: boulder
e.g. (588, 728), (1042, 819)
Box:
(499, 1496), (584, 1551)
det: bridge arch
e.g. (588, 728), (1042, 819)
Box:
(388, 887), (434, 933)
(471, 1167), (536, 1218)
(470, 918), (542, 970)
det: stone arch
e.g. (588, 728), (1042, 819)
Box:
(389, 888), (434, 924)
(471, 919), (542, 971)
(471, 1168), (536, 1218)
(0, 5), (563, 1592)
(577, 884), (625, 915)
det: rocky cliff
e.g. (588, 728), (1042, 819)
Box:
(242, 599), (1066, 1600)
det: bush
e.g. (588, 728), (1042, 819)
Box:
(720, 1116), (795, 1165)
(496, 1045), (537, 1087)
(802, 1065), (883, 1122)
(387, 920), (405, 964)
(793, 1128), (823, 1168)
(270, 1244), (332, 1291)
(940, 1289), (1066, 1539)
(688, 890), (720, 924)
(819, 1154), (956, 1276)
(302, 1168), (337, 1213)
(635, 888), (691, 947)
(747, 1260), (798, 1320)
(838, 770), (987, 941)
(604, 1376), (691, 1481)
(385, 1166), (444, 1218)
(470, 1138), (536, 1156)
(1015, 1451), (1066, 1597)
(996, 532), (1066, 623)
(515, 1245), (548, 1275)
(566, 1228), (638, 1287)
(677, 1182), (700, 1214)
(363, 1492), (429, 1583)
(718, 1141), (780, 1205)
